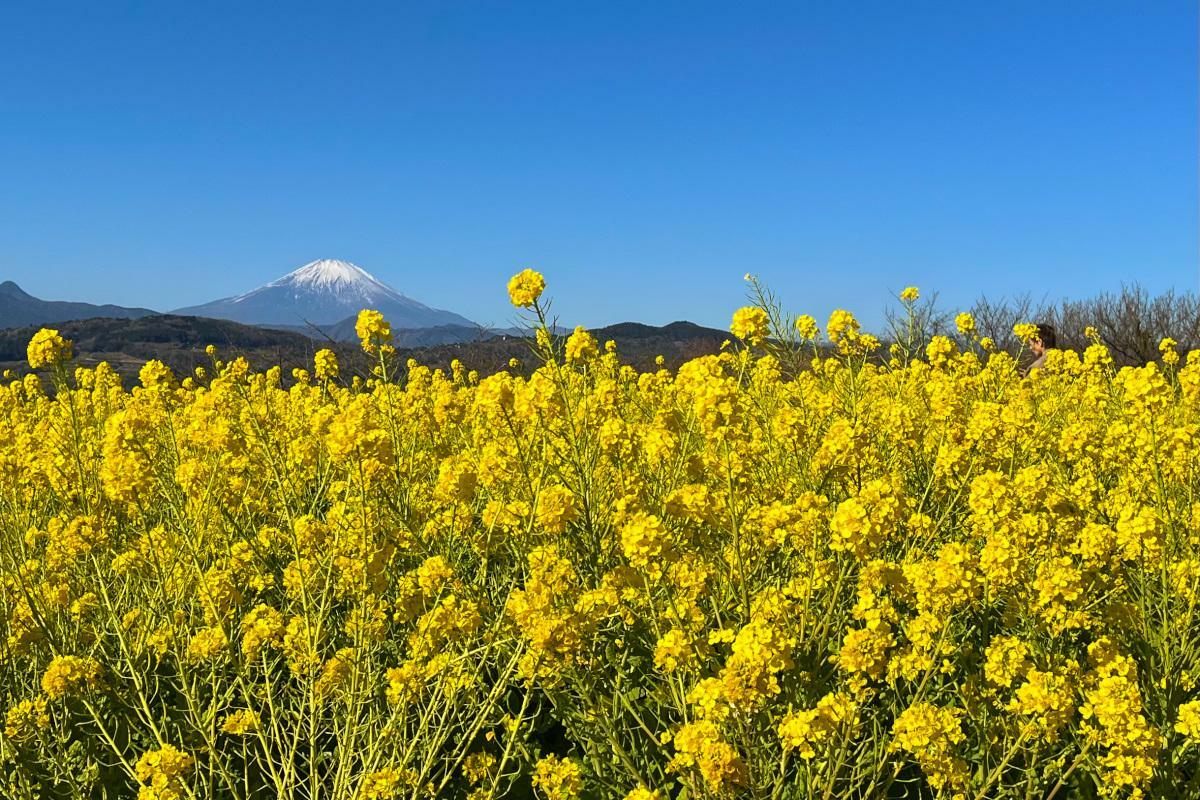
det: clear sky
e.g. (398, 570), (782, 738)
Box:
(1, 1), (1196, 330)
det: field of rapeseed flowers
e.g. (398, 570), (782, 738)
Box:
(1, 271), (1198, 799)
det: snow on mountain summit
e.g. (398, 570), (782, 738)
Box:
(173, 259), (476, 328)
(264, 259), (395, 298)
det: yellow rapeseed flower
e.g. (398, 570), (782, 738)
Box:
(1176, 700), (1200, 742)
(1013, 322), (1038, 342)
(26, 328), (73, 369)
(41, 655), (102, 699)
(564, 326), (599, 363)
(356, 309), (392, 355)
(314, 348), (339, 380)
(532, 754), (582, 800)
(730, 306), (770, 346)
(507, 268), (546, 308)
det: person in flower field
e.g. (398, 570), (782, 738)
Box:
(1025, 323), (1057, 374)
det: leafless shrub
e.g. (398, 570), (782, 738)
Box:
(882, 290), (955, 359)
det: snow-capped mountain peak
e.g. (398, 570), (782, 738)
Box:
(265, 259), (396, 298)
(173, 259), (476, 328)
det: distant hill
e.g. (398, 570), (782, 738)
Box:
(0, 315), (727, 380)
(0, 281), (158, 329)
(595, 320), (727, 341)
(174, 258), (476, 328)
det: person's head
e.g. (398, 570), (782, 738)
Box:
(1031, 323), (1056, 356)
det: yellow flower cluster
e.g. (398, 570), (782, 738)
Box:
(219, 708), (258, 735)
(1177, 700), (1200, 743)
(1013, 322), (1039, 342)
(40, 655), (102, 699)
(889, 703), (967, 794)
(730, 306), (770, 346)
(4, 696), (49, 741)
(2, 273), (1200, 798)
(564, 326), (599, 363)
(26, 327), (72, 369)
(794, 314), (819, 340)
(532, 754), (582, 800)
(314, 347), (339, 380)
(357, 766), (408, 799)
(134, 744), (194, 800)
(356, 308), (393, 355)
(507, 268), (546, 308)
(668, 719), (746, 792)
(1079, 640), (1161, 798)
(623, 788), (663, 800)
(778, 692), (856, 758)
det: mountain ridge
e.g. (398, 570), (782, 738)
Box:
(173, 258), (476, 328)
(0, 280), (158, 329)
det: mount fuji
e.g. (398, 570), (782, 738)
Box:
(173, 259), (476, 329)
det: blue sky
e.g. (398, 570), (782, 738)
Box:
(1, 1), (1195, 329)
